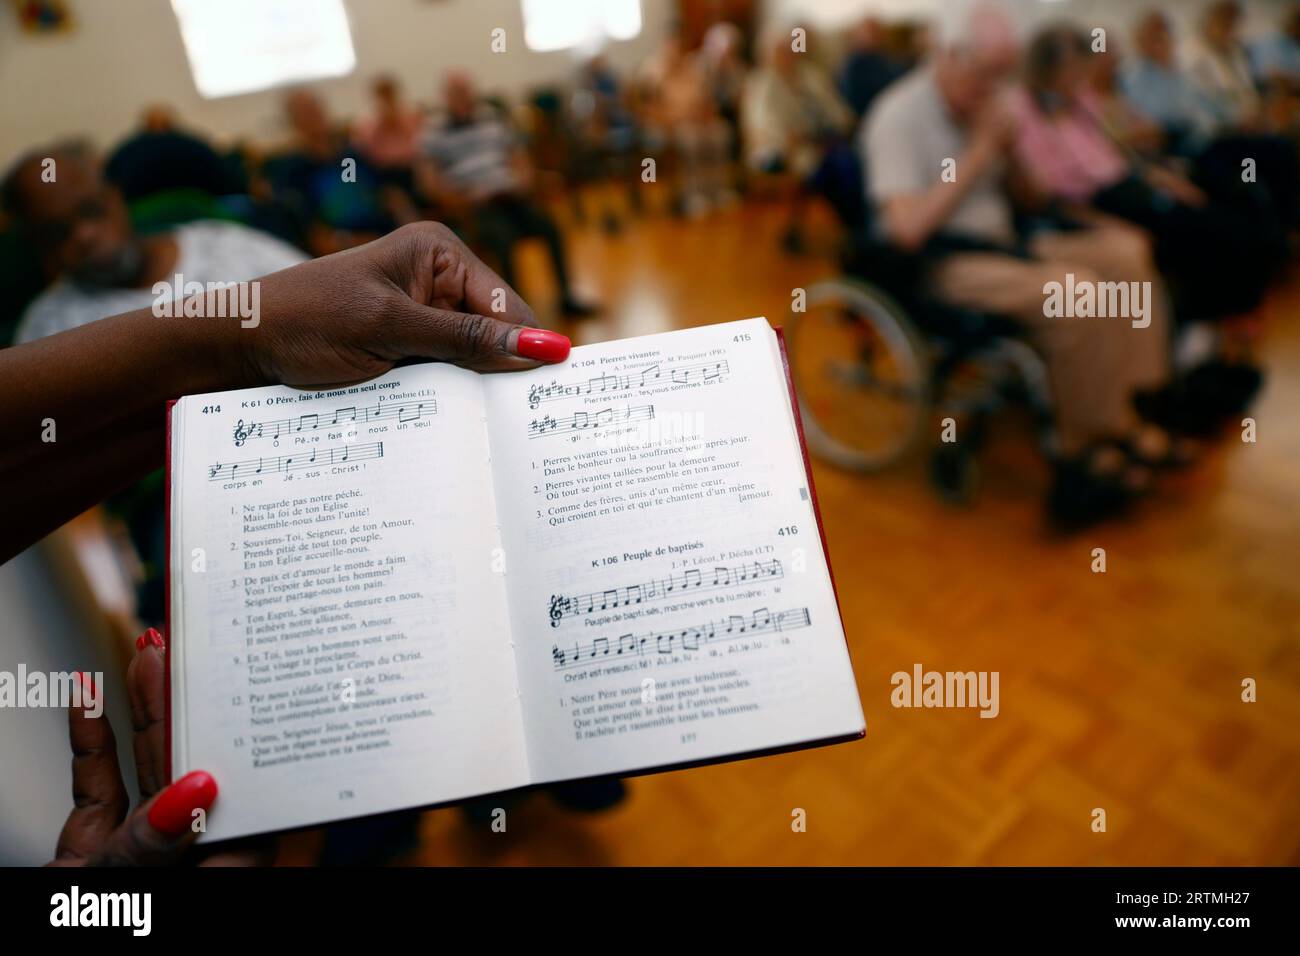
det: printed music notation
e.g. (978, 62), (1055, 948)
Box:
(232, 401), (435, 447)
(548, 558), (783, 627)
(528, 403), (655, 439)
(527, 359), (730, 408)
(208, 441), (384, 481)
(551, 606), (811, 671)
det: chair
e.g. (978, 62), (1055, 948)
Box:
(784, 151), (1055, 501)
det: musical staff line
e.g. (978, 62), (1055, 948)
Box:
(528, 403), (655, 439)
(208, 441), (384, 481)
(549, 558), (783, 627)
(232, 401), (435, 447)
(551, 606), (811, 672)
(527, 359), (730, 408)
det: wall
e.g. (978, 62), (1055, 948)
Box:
(4, 0), (1295, 170)
(0, 0), (677, 168)
(760, 0), (1291, 38)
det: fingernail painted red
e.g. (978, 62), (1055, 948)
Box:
(148, 770), (218, 838)
(516, 329), (570, 363)
(136, 632), (148, 651)
(145, 627), (164, 650)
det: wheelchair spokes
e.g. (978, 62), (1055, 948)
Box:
(788, 279), (931, 472)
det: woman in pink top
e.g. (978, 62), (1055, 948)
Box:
(1017, 24), (1284, 321)
(1011, 85), (1129, 203)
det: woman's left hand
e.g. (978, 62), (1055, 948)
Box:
(46, 630), (270, 866)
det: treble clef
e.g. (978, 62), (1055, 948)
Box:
(528, 384), (543, 409)
(232, 419), (255, 447)
(549, 595), (567, 628)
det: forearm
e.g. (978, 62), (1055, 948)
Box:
(884, 161), (983, 251)
(0, 306), (240, 562)
(0, 221), (559, 564)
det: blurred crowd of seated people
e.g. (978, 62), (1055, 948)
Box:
(2, 0), (1300, 625)
(859, 0), (1297, 528)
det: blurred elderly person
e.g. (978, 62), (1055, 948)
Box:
(1249, 1), (1300, 91)
(1121, 9), (1299, 222)
(417, 72), (597, 315)
(1186, 1), (1263, 132)
(863, 2), (1183, 528)
(838, 16), (908, 118)
(263, 89), (416, 256)
(698, 22), (749, 146)
(742, 24), (854, 179)
(350, 75), (425, 190)
(637, 35), (734, 216)
(1014, 24), (1287, 320)
(1122, 10), (1222, 153)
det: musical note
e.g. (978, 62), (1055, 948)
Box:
(527, 404), (655, 439)
(207, 441), (384, 481)
(231, 401), (435, 446)
(526, 360), (731, 407)
(550, 606), (811, 672)
(547, 558), (783, 627)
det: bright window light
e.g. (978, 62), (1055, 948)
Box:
(521, 0), (642, 53)
(171, 0), (356, 99)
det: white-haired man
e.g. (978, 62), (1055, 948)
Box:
(860, 1), (1183, 526)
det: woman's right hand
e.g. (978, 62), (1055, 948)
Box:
(224, 221), (572, 390)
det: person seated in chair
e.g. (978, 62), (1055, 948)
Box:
(743, 24), (855, 251)
(416, 72), (597, 317)
(860, 2), (1186, 529)
(263, 89), (419, 257)
(3, 141), (309, 622)
(636, 35), (736, 218)
(4, 142), (306, 346)
(1016, 24), (1290, 323)
(350, 75), (425, 195)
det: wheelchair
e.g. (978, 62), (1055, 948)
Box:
(785, 234), (1057, 502)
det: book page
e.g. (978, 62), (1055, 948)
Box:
(483, 319), (865, 784)
(169, 364), (527, 842)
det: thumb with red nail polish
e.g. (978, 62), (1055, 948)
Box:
(147, 771), (219, 838)
(74, 770), (220, 865)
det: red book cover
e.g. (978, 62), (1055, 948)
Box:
(164, 399), (175, 784)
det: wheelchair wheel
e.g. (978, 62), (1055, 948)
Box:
(786, 278), (932, 472)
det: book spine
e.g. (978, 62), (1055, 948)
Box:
(772, 327), (857, 677)
(164, 399), (175, 783)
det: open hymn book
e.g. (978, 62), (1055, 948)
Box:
(167, 318), (865, 842)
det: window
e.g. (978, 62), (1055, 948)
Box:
(520, 0), (642, 53)
(171, 0), (356, 99)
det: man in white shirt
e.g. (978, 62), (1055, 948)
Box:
(861, 1), (1177, 526)
(3, 142), (307, 345)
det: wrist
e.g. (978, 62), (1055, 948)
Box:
(161, 294), (269, 394)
